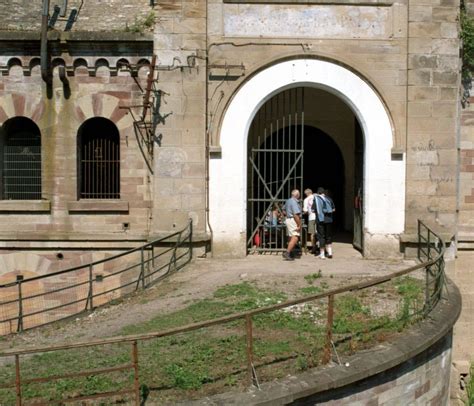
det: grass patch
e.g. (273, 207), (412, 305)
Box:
(299, 286), (324, 295)
(0, 278), (426, 404)
(124, 11), (155, 34)
(304, 271), (322, 284)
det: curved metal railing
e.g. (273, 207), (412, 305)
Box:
(0, 221), (193, 335)
(0, 220), (447, 405)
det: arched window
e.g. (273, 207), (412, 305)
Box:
(78, 118), (120, 199)
(0, 117), (42, 200)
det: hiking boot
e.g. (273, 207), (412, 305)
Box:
(282, 251), (294, 261)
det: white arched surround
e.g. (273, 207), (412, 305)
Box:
(210, 59), (405, 257)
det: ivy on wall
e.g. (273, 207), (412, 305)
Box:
(461, 9), (474, 79)
(461, 1), (474, 106)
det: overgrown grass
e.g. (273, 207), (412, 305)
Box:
(124, 11), (155, 34)
(0, 277), (425, 404)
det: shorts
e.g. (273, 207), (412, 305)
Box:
(285, 218), (300, 237)
(308, 220), (316, 234)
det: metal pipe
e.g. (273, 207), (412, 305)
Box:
(41, 0), (51, 84)
(58, 65), (69, 86)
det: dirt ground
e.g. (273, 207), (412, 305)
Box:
(0, 242), (417, 354)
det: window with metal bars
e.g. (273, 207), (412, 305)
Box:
(78, 118), (120, 199)
(0, 117), (42, 200)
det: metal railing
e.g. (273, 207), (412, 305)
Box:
(418, 220), (446, 314)
(0, 220), (446, 405)
(0, 220), (193, 336)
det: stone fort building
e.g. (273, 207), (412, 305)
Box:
(0, 0), (473, 392)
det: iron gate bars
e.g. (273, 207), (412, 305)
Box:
(247, 87), (305, 253)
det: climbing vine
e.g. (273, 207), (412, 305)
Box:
(461, 2), (474, 105)
(461, 9), (474, 79)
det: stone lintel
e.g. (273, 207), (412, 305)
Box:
(67, 200), (129, 213)
(0, 200), (51, 213)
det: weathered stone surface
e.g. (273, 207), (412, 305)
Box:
(223, 4), (393, 39)
(0, 0), (154, 32)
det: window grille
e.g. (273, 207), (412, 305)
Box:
(79, 118), (120, 199)
(1, 117), (42, 200)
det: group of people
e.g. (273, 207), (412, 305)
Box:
(282, 188), (335, 261)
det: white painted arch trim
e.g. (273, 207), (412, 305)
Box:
(210, 58), (405, 253)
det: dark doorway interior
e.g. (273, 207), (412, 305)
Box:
(302, 126), (345, 231)
(246, 86), (364, 254)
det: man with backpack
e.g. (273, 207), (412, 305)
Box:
(314, 187), (335, 259)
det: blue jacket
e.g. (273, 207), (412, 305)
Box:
(314, 195), (335, 223)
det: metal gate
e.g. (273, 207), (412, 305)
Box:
(247, 88), (305, 254)
(353, 119), (364, 252)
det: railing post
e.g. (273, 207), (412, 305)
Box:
(427, 228), (431, 260)
(132, 341), (140, 406)
(417, 220), (421, 261)
(424, 262), (431, 315)
(16, 275), (24, 333)
(245, 315), (254, 386)
(151, 244), (155, 269)
(15, 354), (22, 406)
(189, 219), (193, 261)
(87, 264), (94, 311)
(323, 294), (335, 364)
(140, 246), (146, 289)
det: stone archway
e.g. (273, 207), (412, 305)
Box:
(210, 58), (405, 257)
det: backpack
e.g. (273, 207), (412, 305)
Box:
(322, 196), (335, 214)
(313, 195), (334, 215)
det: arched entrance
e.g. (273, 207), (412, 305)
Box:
(245, 87), (361, 254)
(210, 59), (405, 257)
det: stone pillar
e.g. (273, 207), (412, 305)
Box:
(151, 0), (208, 239)
(405, 0), (460, 232)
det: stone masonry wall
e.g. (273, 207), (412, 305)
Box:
(203, 0), (460, 255)
(451, 1), (474, 384)
(0, 0), (153, 32)
(459, 89), (474, 235)
(300, 336), (452, 405)
(404, 0), (460, 233)
(0, 57), (153, 244)
(151, 0), (207, 238)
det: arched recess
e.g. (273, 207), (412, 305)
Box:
(209, 58), (405, 257)
(77, 117), (120, 199)
(0, 117), (42, 200)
